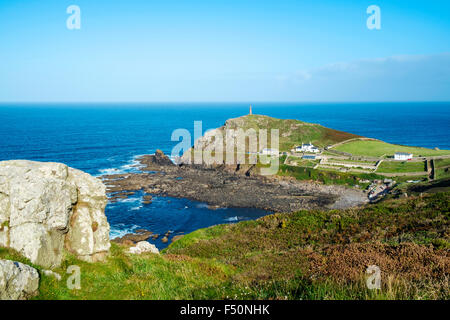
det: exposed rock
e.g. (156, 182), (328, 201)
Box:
(139, 150), (174, 170)
(142, 195), (153, 204)
(127, 241), (159, 255)
(171, 235), (184, 243)
(0, 160), (110, 268)
(102, 159), (368, 213)
(0, 260), (39, 300)
(161, 236), (169, 243)
(164, 230), (173, 237)
(111, 229), (153, 245)
(43, 269), (62, 281)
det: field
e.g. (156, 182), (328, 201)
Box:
(377, 161), (426, 173)
(285, 156), (318, 168)
(2, 192), (447, 300)
(435, 158), (450, 168)
(329, 158), (377, 165)
(435, 168), (450, 180)
(334, 140), (450, 158)
(277, 163), (383, 186)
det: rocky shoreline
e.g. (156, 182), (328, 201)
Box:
(101, 150), (368, 214)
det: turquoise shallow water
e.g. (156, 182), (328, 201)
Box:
(0, 102), (448, 248)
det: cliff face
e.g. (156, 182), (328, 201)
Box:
(180, 114), (361, 164)
(0, 160), (110, 268)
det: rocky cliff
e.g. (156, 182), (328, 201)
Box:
(180, 114), (361, 164)
(0, 160), (110, 268)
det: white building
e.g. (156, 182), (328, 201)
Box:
(394, 152), (413, 161)
(260, 148), (279, 156)
(295, 143), (320, 153)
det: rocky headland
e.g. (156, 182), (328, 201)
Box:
(102, 150), (368, 213)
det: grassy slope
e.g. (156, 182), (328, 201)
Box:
(334, 140), (450, 157)
(435, 158), (450, 168)
(225, 114), (360, 151)
(1, 193), (448, 300)
(276, 163), (384, 186)
(435, 159), (450, 180)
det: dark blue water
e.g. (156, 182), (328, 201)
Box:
(1, 102), (449, 248)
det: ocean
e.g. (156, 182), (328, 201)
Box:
(1, 102), (449, 248)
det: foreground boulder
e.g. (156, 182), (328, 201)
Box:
(0, 260), (39, 300)
(0, 160), (110, 268)
(128, 241), (159, 255)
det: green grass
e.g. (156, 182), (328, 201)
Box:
(328, 158), (377, 165)
(223, 114), (360, 152)
(285, 156), (318, 168)
(435, 158), (450, 168)
(377, 161), (426, 173)
(0, 244), (236, 300)
(334, 140), (450, 158)
(277, 163), (383, 186)
(167, 192), (450, 300)
(1, 193), (448, 300)
(435, 168), (450, 180)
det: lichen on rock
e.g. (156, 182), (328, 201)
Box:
(0, 160), (110, 268)
(0, 259), (39, 300)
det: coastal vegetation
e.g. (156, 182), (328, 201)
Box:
(434, 159), (450, 180)
(334, 140), (450, 158)
(276, 163), (382, 187)
(214, 114), (360, 152)
(376, 161), (426, 173)
(1, 191), (447, 300)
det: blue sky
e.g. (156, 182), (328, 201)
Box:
(0, 0), (449, 102)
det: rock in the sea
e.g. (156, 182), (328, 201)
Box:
(111, 229), (153, 245)
(171, 235), (184, 243)
(0, 160), (110, 268)
(140, 150), (174, 168)
(128, 241), (159, 255)
(0, 260), (40, 300)
(142, 195), (153, 204)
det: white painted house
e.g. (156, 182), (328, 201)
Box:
(394, 152), (413, 161)
(295, 143), (320, 153)
(260, 148), (279, 156)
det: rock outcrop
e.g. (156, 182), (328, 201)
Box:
(111, 229), (153, 245)
(0, 260), (39, 300)
(128, 241), (159, 255)
(0, 160), (110, 268)
(141, 149), (174, 168)
(102, 152), (368, 213)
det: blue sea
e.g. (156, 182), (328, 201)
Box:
(1, 102), (449, 248)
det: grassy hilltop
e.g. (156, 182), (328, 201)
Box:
(223, 114), (360, 151)
(1, 192), (448, 300)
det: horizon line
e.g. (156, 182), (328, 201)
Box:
(1, 101), (450, 105)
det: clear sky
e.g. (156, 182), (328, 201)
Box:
(0, 0), (449, 102)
